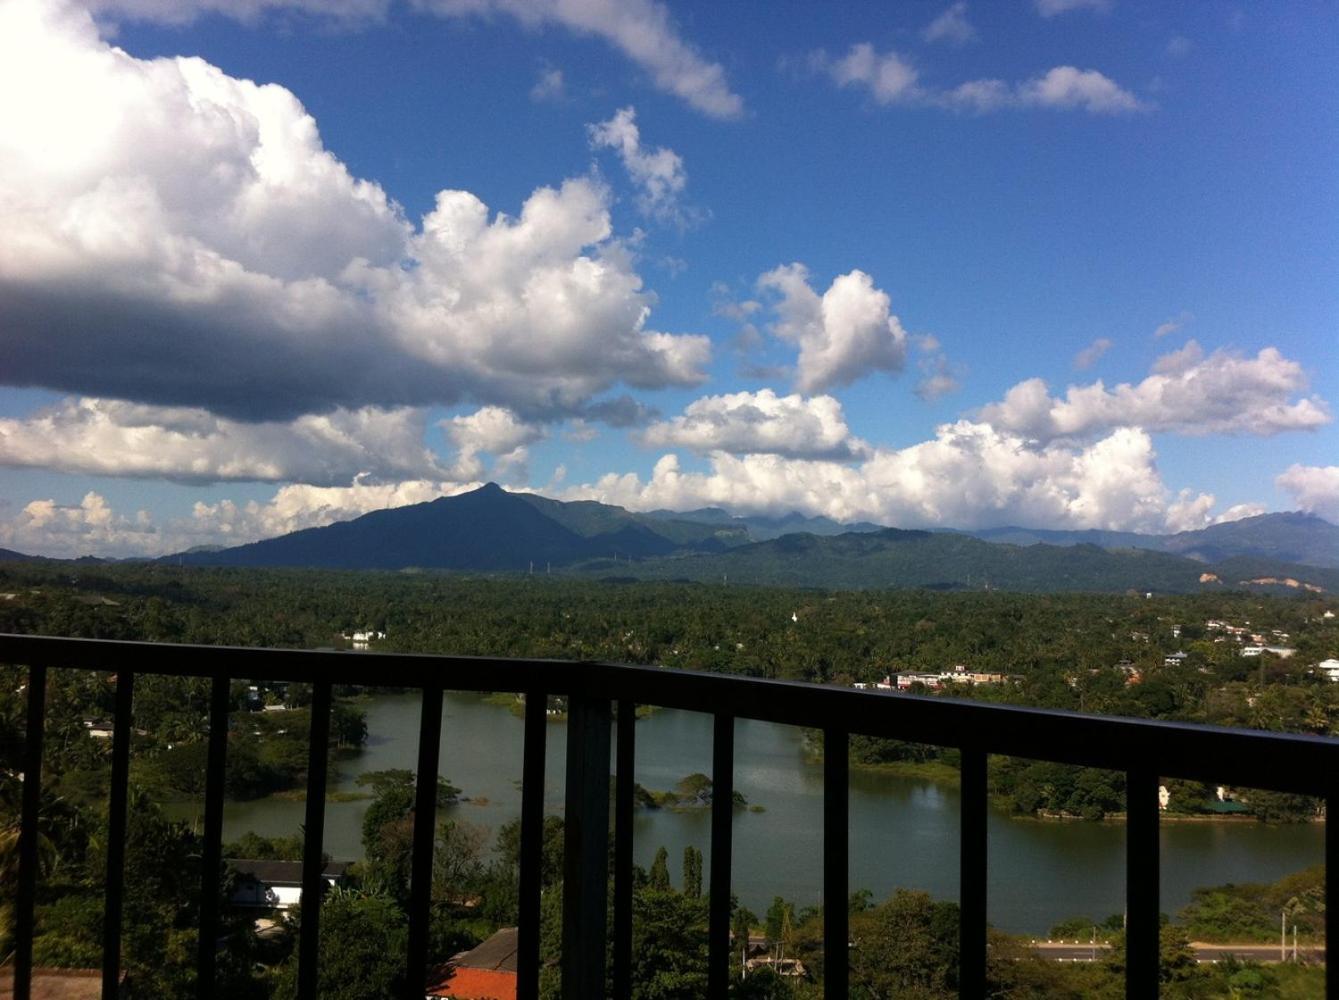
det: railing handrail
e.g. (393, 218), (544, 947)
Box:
(4, 632), (1337, 1000)
(4, 632), (1338, 794)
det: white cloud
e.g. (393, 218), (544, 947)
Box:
(0, 0), (709, 426)
(1277, 465), (1339, 522)
(571, 421), (1221, 533)
(923, 2), (976, 45)
(0, 397), (445, 485)
(979, 342), (1331, 441)
(85, 0), (391, 26)
(443, 406), (545, 480)
(820, 43), (920, 105)
(640, 390), (870, 461)
(757, 264), (908, 393)
(947, 66), (1145, 114)
(816, 41), (1142, 116)
(1073, 337), (1113, 370)
(1154, 310), (1193, 338)
(415, 0), (742, 119)
(588, 106), (691, 224)
(530, 65), (566, 102)
(1035, 0), (1111, 16)
(0, 492), (158, 559)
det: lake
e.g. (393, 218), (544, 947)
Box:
(171, 690), (1325, 934)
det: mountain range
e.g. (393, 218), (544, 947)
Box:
(5, 485), (1335, 594)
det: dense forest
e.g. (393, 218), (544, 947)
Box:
(1, 562), (1334, 996)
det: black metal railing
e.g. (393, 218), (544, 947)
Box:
(4, 633), (1337, 1000)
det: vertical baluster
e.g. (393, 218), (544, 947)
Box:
(612, 700), (636, 999)
(707, 714), (734, 999)
(102, 671), (135, 1000)
(1125, 768), (1160, 999)
(560, 694), (611, 998)
(823, 728), (849, 1000)
(516, 690), (547, 1000)
(14, 663), (47, 1000)
(405, 685), (444, 998)
(1327, 789), (1336, 1000)
(296, 681), (332, 1000)
(958, 747), (988, 999)
(196, 675), (231, 1000)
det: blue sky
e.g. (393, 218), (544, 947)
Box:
(0, 0), (1335, 556)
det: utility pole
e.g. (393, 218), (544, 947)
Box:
(1292, 924), (1297, 962)
(1281, 911), (1286, 963)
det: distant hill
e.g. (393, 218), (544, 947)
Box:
(158, 486), (1339, 593)
(167, 483), (744, 571)
(581, 528), (1339, 594)
(0, 547), (39, 563)
(645, 506), (887, 541)
(968, 512), (1339, 570)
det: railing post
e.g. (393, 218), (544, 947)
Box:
(296, 681), (332, 1000)
(14, 663), (47, 1000)
(405, 685), (443, 998)
(612, 700), (637, 1000)
(517, 690), (547, 1000)
(1328, 788), (1336, 1000)
(707, 714), (734, 999)
(824, 727), (849, 999)
(1125, 768), (1160, 999)
(196, 675), (231, 1000)
(959, 746), (987, 998)
(561, 692), (612, 998)
(103, 670), (135, 1000)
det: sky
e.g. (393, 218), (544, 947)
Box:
(0, 0), (1336, 558)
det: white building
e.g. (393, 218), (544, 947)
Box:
(227, 859), (351, 909)
(1316, 658), (1339, 683)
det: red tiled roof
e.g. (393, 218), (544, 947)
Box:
(424, 966), (517, 1000)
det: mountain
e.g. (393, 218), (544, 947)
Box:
(966, 512), (1339, 570)
(167, 483), (743, 571)
(581, 528), (1339, 594)
(643, 506), (887, 541)
(0, 547), (40, 562)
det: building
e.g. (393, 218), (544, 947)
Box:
(226, 859), (350, 910)
(1316, 658), (1339, 683)
(895, 673), (945, 691)
(426, 927), (518, 1000)
(1241, 645), (1296, 659)
(1163, 651), (1189, 667)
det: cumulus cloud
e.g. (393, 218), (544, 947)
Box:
(1035, 0), (1111, 16)
(0, 1), (709, 425)
(0, 397), (445, 485)
(1073, 337), (1113, 370)
(415, 0), (742, 119)
(945, 66), (1145, 114)
(571, 421), (1221, 533)
(978, 343), (1331, 441)
(818, 43), (919, 105)
(443, 406), (545, 480)
(588, 107), (692, 224)
(923, 3), (976, 45)
(815, 42), (1142, 116)
(0, 492), (158, 559)
(1277, 464), (1339, 522)
(639, 390), (870, 461)
(757, 264), (908, 393)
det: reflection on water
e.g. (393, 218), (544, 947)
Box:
(167, 690), (1325, 934)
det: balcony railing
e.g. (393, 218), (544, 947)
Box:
(4, 632), (1336, 999)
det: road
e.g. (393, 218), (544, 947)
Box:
(1029, 940), (1326, 964)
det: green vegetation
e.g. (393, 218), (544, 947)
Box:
(0, 561), (1335, 996)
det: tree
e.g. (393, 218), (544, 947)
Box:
(275, 891), (407, 1000)
(682, 846), (703, 899)
(649, 846), (671, 891)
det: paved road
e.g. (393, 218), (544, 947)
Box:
(1029, 941), (1325, 965)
